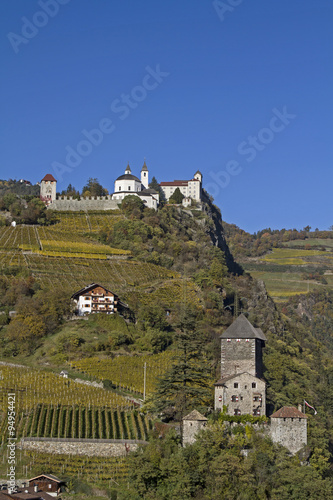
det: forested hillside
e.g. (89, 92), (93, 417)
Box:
(0, 190), (333, 498)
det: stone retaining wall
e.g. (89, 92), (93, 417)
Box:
(18, 438), (147, 457)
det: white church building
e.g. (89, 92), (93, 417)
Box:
(111, 161), (159, 209)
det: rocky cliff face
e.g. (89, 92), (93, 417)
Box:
(201, 193), (243, 275)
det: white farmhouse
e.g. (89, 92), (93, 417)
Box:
(71, 283), (127, 316)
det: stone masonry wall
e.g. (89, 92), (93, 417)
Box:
(215, 372), (266, 416)
(49, 196), (119, 211)
(221, 338), (256, 377)
(270, 418), (307, 454)
(183, 420), (207, 446)
(18, 438), (147, 457)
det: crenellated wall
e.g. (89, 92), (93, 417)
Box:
(49, 196), (120, 211)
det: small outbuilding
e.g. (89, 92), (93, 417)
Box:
(182, 409), (208, 446)
(28, 474), (65, 497)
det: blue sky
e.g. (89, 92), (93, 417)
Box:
(1, 0), (332, 233)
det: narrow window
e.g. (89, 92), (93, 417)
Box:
(234, 383), (238, 389)
(252, 383), (256, 389)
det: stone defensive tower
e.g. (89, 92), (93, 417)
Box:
(182, 410), (208, 446)
(40, 174), (57, 205)
(270, 406), (307, 454)
(214, 314), (267, 416)
(220, 313), (266, 378)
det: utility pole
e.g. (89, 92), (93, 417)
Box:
(143, 362), (147, 401)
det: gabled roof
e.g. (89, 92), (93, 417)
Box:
(183, 409), (208, 421)
(270, 406), (307, 419)
(41, 174), (56, 182)
(220, 314), (267, 341)
(160, 179), (200, 187)
(28, 474), (62, 483)
(214, 371), (265, 386)
(160, 180), (188, 186)
(71, 283), (117, 300)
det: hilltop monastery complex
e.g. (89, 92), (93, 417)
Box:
(40, 162), (203, 210)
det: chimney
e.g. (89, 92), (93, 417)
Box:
(298, 404), (302, 412)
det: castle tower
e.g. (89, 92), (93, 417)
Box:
(270, 406), (307, 454)
(40, 174), (57, 205)
(214, 314), (267, 416)
(141, 160), (149, 189)
(220, 314), (266, 378)
(182, 410), (208, 446)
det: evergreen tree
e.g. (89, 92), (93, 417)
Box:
(169, 187), (184, 204)
(149, 176), (165, 201)
(150, 309), (213, 421)
(81, 177), (108, 197)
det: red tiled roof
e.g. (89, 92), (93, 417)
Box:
(160, 179), (200, 186)
(160, 181), (188, 186)
(270, 406), (307, 419)
(41, 174), (56, 182)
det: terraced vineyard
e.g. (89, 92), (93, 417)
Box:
(0, 451), (130, 487)
(0, 213), (201, 307)
(0, 364), (130, 413)
(0, 403), (151, 442)
(72, 351), (174, 396)
(241, 245), (333, 302)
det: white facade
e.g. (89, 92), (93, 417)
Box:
(141, 161), (149, 189)
(112, 163), (158, 209)
(72, 284), (118, 316)
(160, 171), (202, 203)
